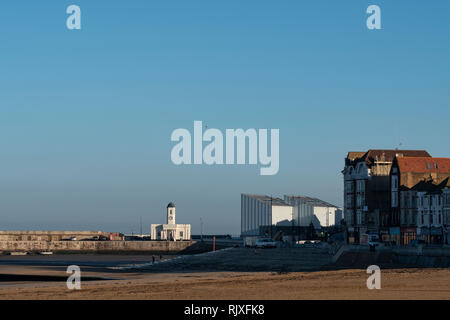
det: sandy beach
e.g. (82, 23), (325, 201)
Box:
(0, 267), (449, 300)
(0, 249), (449, 300)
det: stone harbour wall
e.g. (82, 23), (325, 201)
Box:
(0, 231), (116, 241)
(0, 240), (196, 253)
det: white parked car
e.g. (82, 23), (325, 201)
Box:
(255, 238), (277, 248)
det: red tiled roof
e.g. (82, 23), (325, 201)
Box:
(363, 150), (430, 163)
(397, 157), (450, 173)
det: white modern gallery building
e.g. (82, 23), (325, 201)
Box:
(284, 195), (342, 229)
(241, 194), (294, 237)
(241, 194), (342, 239)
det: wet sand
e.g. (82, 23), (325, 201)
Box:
(0, 250), (449, 300)
(0, 266), (449, 300)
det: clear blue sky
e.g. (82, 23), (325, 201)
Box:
(1, 1), (449, 235)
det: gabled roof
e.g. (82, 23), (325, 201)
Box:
(397, 157), (450, 173)
(441, 177), (450, 188)
(409, 177), (450, 193)
(362, 150), (431, 164)
(410, 179), (440, 192)
(242, 194), (291, 207)
(347, 152), (366, 161)
(284, 195), (338, 208)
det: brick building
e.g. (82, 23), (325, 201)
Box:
(390, 157), (450, 245)
(342, 149), (431, 244)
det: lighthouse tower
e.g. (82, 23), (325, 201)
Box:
(167, 202), (176, 224)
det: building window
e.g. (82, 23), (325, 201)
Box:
(346, 181), (353, 193)
(392, 176), (398, 189)
(392, 192), (398, 207)
(346, 195), (353, 209)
